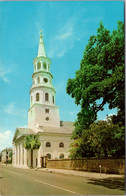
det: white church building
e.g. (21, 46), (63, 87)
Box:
(12, 32), (74, 168)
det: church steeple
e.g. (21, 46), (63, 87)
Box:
(28, 31), (60, 132)
(37, 30), (46, 57)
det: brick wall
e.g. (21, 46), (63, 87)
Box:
(46, 158), (125, 174)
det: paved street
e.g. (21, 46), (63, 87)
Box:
(0, 165), (125, 195)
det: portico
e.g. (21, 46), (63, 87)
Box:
(12, 128), (36, 168)
(13, 143), (27, 168)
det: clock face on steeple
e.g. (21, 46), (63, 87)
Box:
(43, 78), (48, 83)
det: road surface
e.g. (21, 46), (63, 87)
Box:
(0, 165), (125, 195)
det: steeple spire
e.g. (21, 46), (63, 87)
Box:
(29, 31), (60, 130)
(37, 30), (46, 57)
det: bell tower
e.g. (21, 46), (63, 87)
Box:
(28, 31), (60, 132)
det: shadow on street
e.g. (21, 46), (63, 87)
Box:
(87, 177), (125, 191)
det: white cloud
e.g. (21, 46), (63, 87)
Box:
(4, 103), (14, 114)
(48, 18), (75, 58)
(56, 25), (73, 41)
(55, 81), (66, 92)
(0, 130), (13, 151)
(48, 38), (74, 58)
(57, 31), (72, 40)
(104, 113), (116, 121)
(57, 43), (74, 58)
(108, 113), (116, 117)
(0, 64), (11, 83)
(70, 111), (74, 116)
(4, 103), (27, 119)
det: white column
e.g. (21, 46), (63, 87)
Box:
(24, 148), (27, 167)
(16, 146), (17, 166)
(12, 144), (15, 166)
(19, 145), (21, 166)
(17, 145), (19, 166)
(37, 148), (41, 168)
(20, 144), (23, 167)
(14, 145), (17, 166)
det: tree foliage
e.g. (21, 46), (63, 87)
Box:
(69, 119), (125, 159)
(67, 21), (124, 129)
(24, 134), (41, 150)
(66, 21), (124, 158)
(24, 134), (41, 167)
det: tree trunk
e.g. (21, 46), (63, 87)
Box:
(31, 149), (33, 168)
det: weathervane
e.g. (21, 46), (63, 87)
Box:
(40, 29), (43, 37)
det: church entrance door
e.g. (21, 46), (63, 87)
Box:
(41, 156), (44, 168)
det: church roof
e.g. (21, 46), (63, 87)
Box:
(37, 121), (74, 135)
(13, 121), (74, 142)
(17, 128), (35, 134)
(1, 148), (12, 153)
(60, 121), (74, 127)
(13, 128), (35, 142)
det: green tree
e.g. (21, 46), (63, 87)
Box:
(66, 21), (124, 158)
(69, 120), (125, 159)
(24, 134), (41, 168)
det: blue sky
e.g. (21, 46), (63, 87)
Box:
(0, 1), (124, 151)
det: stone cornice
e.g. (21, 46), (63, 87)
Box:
(28, 103), (59, 112)
(37, 132), (72, 137)
(32, 71), (53, 79)
(29, 84), (56, 94)
(33, 56), (51, 64)
(13, 135), (25, 143)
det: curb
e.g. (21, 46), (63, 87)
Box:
(38, 168), (125, 179)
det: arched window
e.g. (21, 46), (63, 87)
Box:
(36, 93), (39, 101)
(52, 96), (55, 104)
(45, 109), (49, 113)
(37, 62), (41, 70)
(59, 142), (64, 148)
(37, 77), (40, 83)
(46, 154), (51, 159)
(46, 142), (51, 147)
(45, 93), (49, 101)
(43, 62), (47, 70)
(59, 154), (64, 159)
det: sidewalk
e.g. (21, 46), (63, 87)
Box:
(38, 168), (125, 179)
(1, 163), (124, 179)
